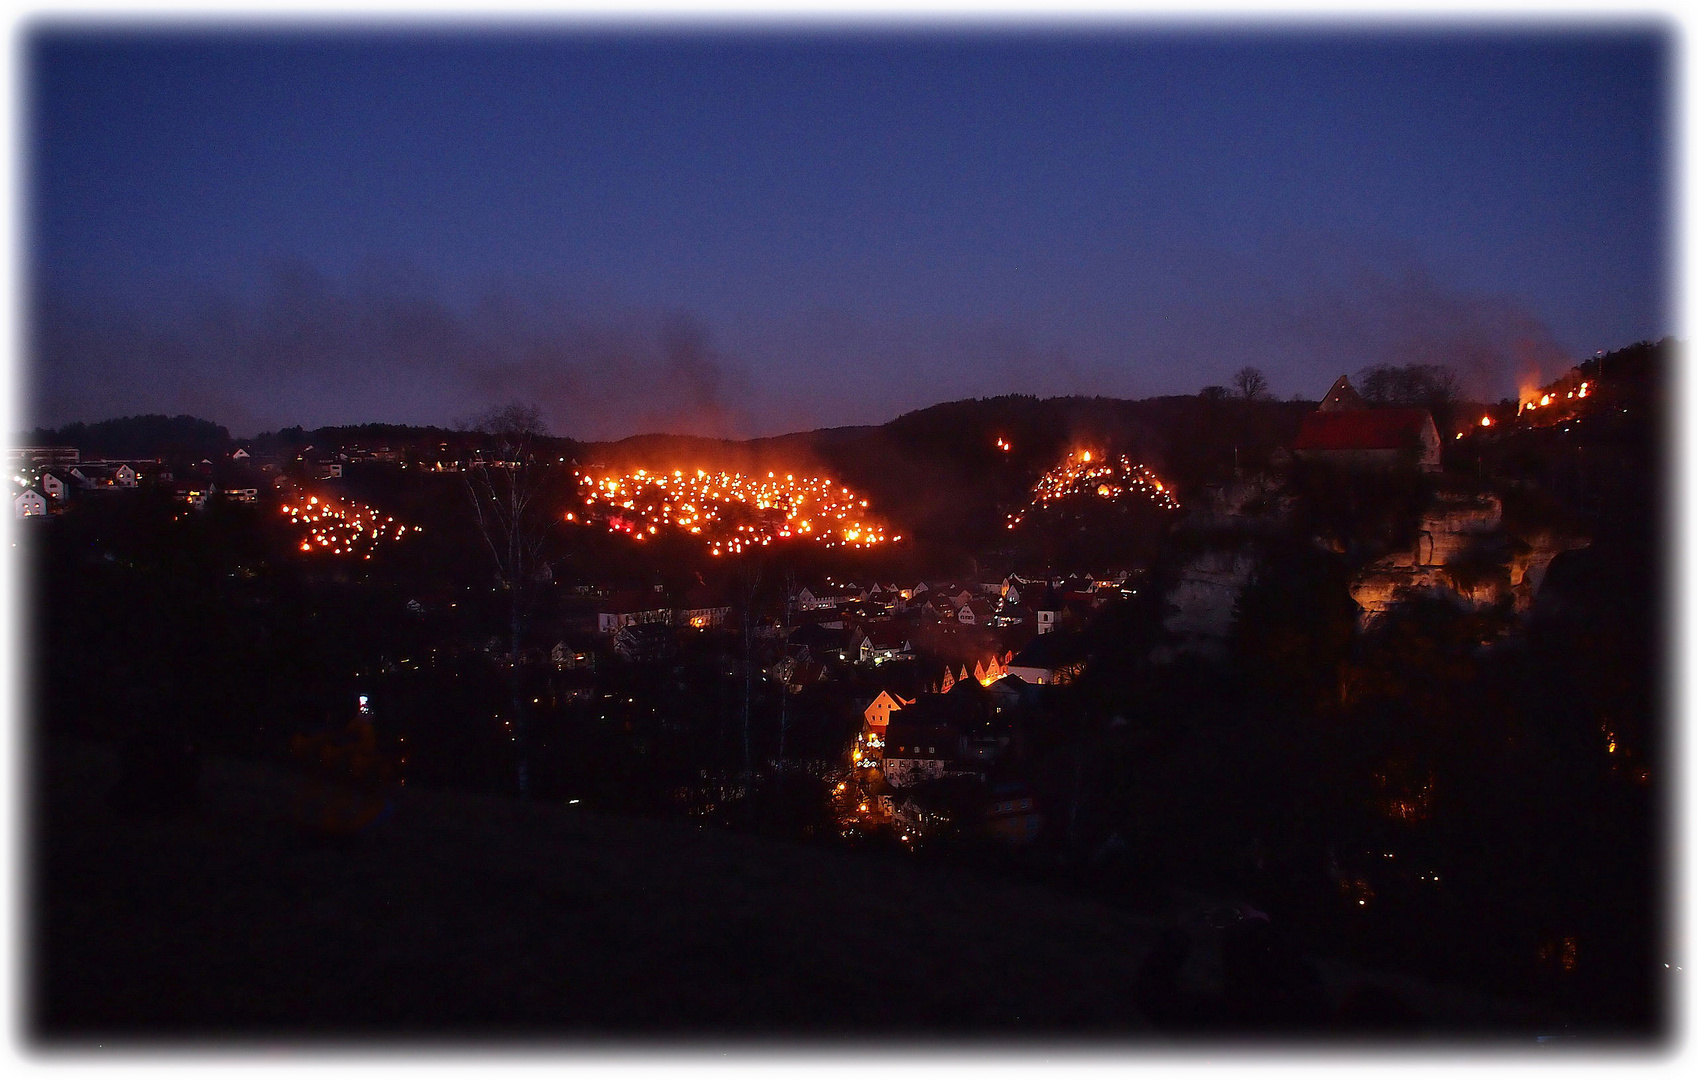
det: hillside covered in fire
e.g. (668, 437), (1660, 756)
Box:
(24, 339), (1672, 1040)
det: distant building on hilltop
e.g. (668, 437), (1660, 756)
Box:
(1292, 375), (1441, 472)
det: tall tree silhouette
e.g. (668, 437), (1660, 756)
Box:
(464, 402), (559, 799)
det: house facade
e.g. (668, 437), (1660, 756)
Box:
(853, 623), (912, 664)
(613, 623), (678, 664)
(880, 722), (963, 788)
(597, 591), (674, 634)
(1292, 376), (1442, 472)
(675, 583), (732, 629)
(862, 689), (912, 734)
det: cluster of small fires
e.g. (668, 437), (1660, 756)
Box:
(572, 468), (896, 556)
(1004, 449), (1179, 529)
(281, 494), (417, 558)
(1463, 374), (1600, 438)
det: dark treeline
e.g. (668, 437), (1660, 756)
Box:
(19, 414), (232, 460)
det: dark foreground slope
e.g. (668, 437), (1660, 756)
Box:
(32, 738), (1164, 1042)
(32, 738), (1555, 1046)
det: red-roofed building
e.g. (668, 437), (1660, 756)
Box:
(1293, 404), (1441, 472)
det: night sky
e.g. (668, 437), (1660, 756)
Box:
(26, 24), (1671, 440)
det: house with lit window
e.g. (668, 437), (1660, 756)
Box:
(171, 480), (211, 510)
(39, 470), (71, 502)
(851, 622), (911, 664)
(796, 585), (848, 611)
(597, 590), (674, 633)
(880, 721), (963, 788)
(862, 689), (913, 736)
(954, 598), (995, 626)
(14, 488), (48, 518)
(675, 582), (732, 630)
(550, 641), (597, 671)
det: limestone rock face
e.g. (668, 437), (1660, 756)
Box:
(1509, 532), (1592, 613)
(1163, 548), (1259, 657)
(1351, 491), (1587, 625)
(1420, 492), (1503, 565)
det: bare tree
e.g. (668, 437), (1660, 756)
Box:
(736, 560), (763, 783)
(777, 567), (796, 767)
(1233, 366), (1270, 401)
(464, 402), (558, 800)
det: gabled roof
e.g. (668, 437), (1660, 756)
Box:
(882, 722), (960, 758)
(600, 590), (672, 615)
(1316, 375), (1368, 412)
(1011, 632), (1077, 669)
(945, 677), (992, 701)
(861, 623), (911, 649)
(788, 622), (848, 648)
(679, 583), (730, 610)
(1292, 408), (1437, 452)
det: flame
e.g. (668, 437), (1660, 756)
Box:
(580, 467), (891, 553)
(1006, 450), (1179, 529)
(283, 492), (414, 559)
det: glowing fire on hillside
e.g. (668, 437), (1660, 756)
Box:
(575, 468), (896, 555)
(1004, 449), (1179, 529)
(1517, 376), (1593, 423)
(282, 494), (417, 558)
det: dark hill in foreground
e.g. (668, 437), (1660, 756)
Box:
(35, 738), (1554, 1042)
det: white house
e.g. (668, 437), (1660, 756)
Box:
(14, 488), (48, 518)
(852, 623), (911, 664)
(954, 599), (995, 626)
(796, 586), (847, 611)
(880, 722), (961, 788)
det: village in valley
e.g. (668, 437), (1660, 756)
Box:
(20, 22), (1675, 1043)
(19, 340), (1667, 1031)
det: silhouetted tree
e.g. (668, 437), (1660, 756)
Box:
(1233, 366), (1270, 401)
(1356, 363), (1460, 434)
(464, 402), (560, 799)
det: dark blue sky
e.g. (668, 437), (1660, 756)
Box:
(27, 25), (1671, 439)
